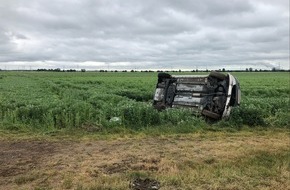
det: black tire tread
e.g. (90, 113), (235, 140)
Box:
(202, 109), (221, 120)
(158, 72), (171, 79)
(209, 71), (226, 80)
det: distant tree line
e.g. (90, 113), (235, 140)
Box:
(34, 67), (289, 72)
(36, 68), (80, 72)
(1, 68), (289, 72)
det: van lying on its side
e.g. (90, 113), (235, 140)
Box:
(153, 71), (241, 120)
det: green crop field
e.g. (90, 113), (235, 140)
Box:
(0, 71), (289, 190)
(0, 71), (289, 132)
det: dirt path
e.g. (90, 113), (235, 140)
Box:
(0, 132), (289, 189)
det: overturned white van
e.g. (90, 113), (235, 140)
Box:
(153, 71), (241, 120)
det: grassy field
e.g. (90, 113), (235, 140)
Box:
(0, 71), (289, 189)
(0, 130), (289, 190)
(0, 71), (289, 132)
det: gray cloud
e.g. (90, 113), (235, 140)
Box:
(0, 0), (289, 70)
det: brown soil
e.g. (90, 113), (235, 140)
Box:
(0, 132), (289, 189)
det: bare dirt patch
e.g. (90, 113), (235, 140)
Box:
(0, 140), (67, 186)
(0, 132), (289, 189)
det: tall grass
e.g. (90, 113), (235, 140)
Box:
(0, 72), (289, 131)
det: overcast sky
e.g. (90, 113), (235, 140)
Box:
(0, 0), (289, 70)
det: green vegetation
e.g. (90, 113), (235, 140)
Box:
(0, 72), (289, 133)
(0, 71), (289, 190)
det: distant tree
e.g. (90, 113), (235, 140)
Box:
(81, 69), (86, 72)
(246, 68), (249, 72)
(222, 68), (225, 72)
(249, 68), (253, 72)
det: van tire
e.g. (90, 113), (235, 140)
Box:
(209, 71), (226, 80)
(202, 109), (221, 120)
(158, 73), (171, 79)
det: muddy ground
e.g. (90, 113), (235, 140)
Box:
(0, 132), (289, 189)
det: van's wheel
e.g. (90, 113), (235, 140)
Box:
(202, 109), (221, 120)
(158, 72), (171, 79)
(209, 71), (226, 80)
(154, 102), (166, 111)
